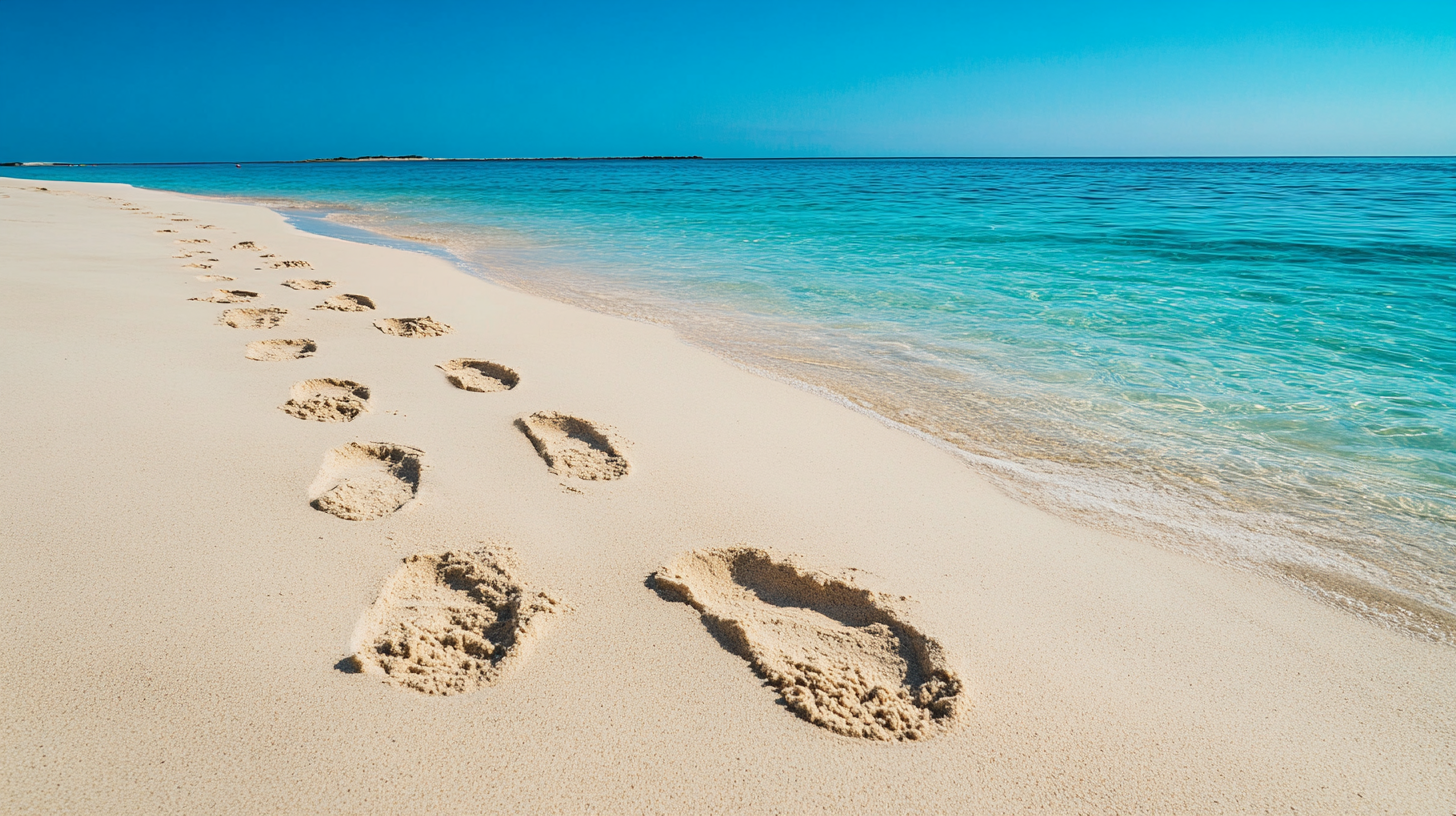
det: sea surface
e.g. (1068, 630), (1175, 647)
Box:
(9, 158), (1454, 640)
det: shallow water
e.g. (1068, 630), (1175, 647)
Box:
(10, 158), (1454, 639)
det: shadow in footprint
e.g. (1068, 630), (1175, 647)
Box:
(651, 547), (967, 742)
(438, 359), (519, 393)
(515, 412), (628, 480)
(246, 338), (317, 361)
(316, 294), (376, 312)
(309, 442), (422, 520)
(339, 546), (567, 694)
(281, 378), (370, 422)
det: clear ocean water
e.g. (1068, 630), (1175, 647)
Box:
(9, 158), (1454, 639)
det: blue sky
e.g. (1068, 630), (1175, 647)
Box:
(2, 1), (1452, 160)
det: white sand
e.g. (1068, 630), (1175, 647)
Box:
(2, 177), (1453, 813)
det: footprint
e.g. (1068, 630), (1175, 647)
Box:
(281, 378), (370, 422)
(156, 229), (176, 233)
(343, 546), (566, 695)
(270, 259), (312, 269)
(176, 238), (210, 244)
(183, 263), (213, 269)
(438, 358), (519, 392)
(190, 289), (257, 303)
(652, 547), (967, 741)
(315, 293), (376, 312)
(374, 316), (450, 337)
(309, 442), (422, 520)
(282, 278), (335, 290)
(196, 274), (235, 282)
(514, 411), (628, 480)
(232, 241), (265, 251)
(220, 307), (287, 329)
(245, 338), (317, 361)
(197, 224), (220, 230)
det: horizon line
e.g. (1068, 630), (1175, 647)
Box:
(4, 155), (1455, 167)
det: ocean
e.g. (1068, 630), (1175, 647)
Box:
(8, 157), (1453, 640)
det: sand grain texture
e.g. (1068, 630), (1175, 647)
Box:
(244, 338), (317, 361)
(282, 278), (334, 290)
(375, 315), (450, 337)
(516, 411), (628, 479)
(437, 358), (519, 392)
(346, 547), (566, 695)
(655, 547), (966, 741)
(316, 293), (375, 312)
(280, 378), (370, 422)
(309, 441), (422, 520)
(219, 307), (286, 329)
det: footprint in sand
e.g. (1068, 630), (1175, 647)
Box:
(438, 358), (519, 393)
(515, 411), (628, 480)
(197, 224), (219, 230)
(374, 316), (450, 337)
(176, 238), (210, 245)
(315, 294), (376, 312)
(309, 442), (422, 520)
(156, 229), (176, 234)
(245, 338), (317, 361)
(270, 259), (312, 269)
(281, 378), (370, 422)
(220, 307), (287, 329)
(652, 547), (967, 742)
(232, 241), (265, 251)
(197, 274), (235, 282)
(183, 263), (213, 270)
(282, 278), (335, 290)
(190, 289), (257, 304)
(342, 546), (566, 695)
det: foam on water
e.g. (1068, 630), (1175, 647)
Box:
(10, 158), (1453, 639)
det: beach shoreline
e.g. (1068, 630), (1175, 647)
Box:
(3, 176), (1453, 813)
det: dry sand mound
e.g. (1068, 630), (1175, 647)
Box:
(196, 274), (234, 282)
(232, 241), (265, 251)
(309, 442), (422, 521)
(270, 259), (312, 269)
(515, 411), (628, 480)
(190, 289), (257, 304)
(315, 293), (376, 312)
(374, 316), (450, 337)
(343, 547), (566, 695)
(652, 547), (966, 742)
(245, 338), (317, 361)
(281, 378), (371, 422)
(282, 278), (335, 290)
(220, 307), (286, 329)
(438, 358), (520, 392)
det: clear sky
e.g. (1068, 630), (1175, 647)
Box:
(3, 1), (1452, 161)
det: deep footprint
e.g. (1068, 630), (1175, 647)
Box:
(282, 278), (335, 290)
(281, 378), (371, 422)
(245, 338), (317, 361)
(374, 316), (450, 337)
(220, 307), (287, 329)
(438, 358), (519, 392)
(309, 442), (422, 520)
(652, 547), (967, 742)
(316, 293), (376, 312)
(344, 547), (566, 695)
(190, 289), (257, 303)
(515, 411), (628, 480)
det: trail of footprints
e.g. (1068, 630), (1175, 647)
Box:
(132, 196), (965, 741)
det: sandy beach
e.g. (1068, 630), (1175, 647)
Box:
(2, 176), (1454, 813)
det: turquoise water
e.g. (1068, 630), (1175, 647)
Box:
(9, 158), (1454, 638)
